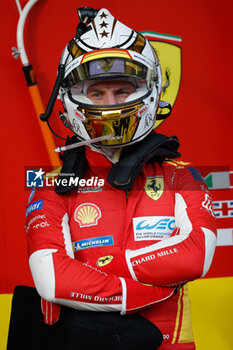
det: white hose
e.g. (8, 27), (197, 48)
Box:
(54, 133), (116, 153)
(16, 0), (39, 65)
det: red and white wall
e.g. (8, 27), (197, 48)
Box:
(1, 0), (233, 348)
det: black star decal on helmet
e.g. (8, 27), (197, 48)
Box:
(100, 21), (108, 28)
(100, 12), (108, 19)
(100, 30), (109, 38)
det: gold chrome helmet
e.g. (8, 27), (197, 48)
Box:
(59, 8), (162, 147)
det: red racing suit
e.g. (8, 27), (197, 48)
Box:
(25, 147), (217, 349)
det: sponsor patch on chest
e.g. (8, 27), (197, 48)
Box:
(74, 203), (101, 227)
(132, 216), (175, 241)
(26, 199), (43, 217)
(73, 235), (114, 251)
(144, 176), (164, 201)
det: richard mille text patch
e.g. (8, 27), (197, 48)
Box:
(133, 216), (175, 241)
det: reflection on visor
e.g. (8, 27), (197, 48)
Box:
(63, 58), (151, 88)
(90, 58), (124, 75)
(78, 101), (144, 146)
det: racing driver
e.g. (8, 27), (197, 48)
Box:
(25, 7), (217, 350)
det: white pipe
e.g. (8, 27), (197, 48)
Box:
(16, 0), (39, 65)
(15, 0), (22, 13)
(54, 133), (116, 153)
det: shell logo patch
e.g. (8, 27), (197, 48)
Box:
(74, 203), (101, 228)
(145, 176), (164, 201)
(97, 255), (114, 267)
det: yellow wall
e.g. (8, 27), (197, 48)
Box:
(0, 294), (12, 350)
(189, 277), (233, 349)
(1, 277), (233, 349)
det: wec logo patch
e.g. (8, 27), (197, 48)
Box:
(133, 216), (175, 241)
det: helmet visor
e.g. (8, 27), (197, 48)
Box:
(79, 101), (144, 147)
(63, 57), (154, 89)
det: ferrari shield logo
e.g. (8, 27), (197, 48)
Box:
(99, 58), (114, 72)
(97, 255), (113, 267)
(145, 176), (164, 201)
(141, 31), (182, 129)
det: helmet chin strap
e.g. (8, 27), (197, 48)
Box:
(54, 132), (115, 153)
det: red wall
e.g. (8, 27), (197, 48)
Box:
(1, 0), (233, 293)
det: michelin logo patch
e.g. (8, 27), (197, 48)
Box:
(133, 216), (175, 241)
(72, 235), (114, 251)
(26, 199), (43, 217)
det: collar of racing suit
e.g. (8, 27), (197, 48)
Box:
(55, 131), (181, 194)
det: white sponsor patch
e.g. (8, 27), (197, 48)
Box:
(132, 216), (175, 241)
(33, 221), (50, 229)
(25, 214), (46, 233)
(202, 193), (215, 217)
(216, 228), (233, 246)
